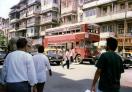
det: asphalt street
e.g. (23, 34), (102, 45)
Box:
(44, 63), (132, 92)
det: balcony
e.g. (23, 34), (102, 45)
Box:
(61, 6), (77, 15)
(83, 0), (116, 9)
(40, 31), (45, 36)
(40, 16), (58, 25)
(41, 2), (59, 13)
(26, 27), (39, 37)
(10, 9), (19, 14)
(27, 11), (40, 18)
(18, 24), (26, 31)
(27, 20), (39, 27)
(84, 10), (132, 23)
(19, 5), (27, 11)
(20, 13), (27, 19)
(41, 7), (58, 14)
(10, 18), (19, 23)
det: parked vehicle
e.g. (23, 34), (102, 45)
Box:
(123, 56), (132, 69)
(0, 48), (7, 65)
(45, 48), (63, 65)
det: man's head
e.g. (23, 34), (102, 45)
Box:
(106, 37), (118, 51)
(38, 45), (44, 53)
(16, 38), (28, 50)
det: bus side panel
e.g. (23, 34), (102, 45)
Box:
(43, 38), (48, 48)
(75, 48), (91, 59)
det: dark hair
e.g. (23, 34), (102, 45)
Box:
(16, 38), (27, 49)
(106, 37), (118, 51)
(38, 45), (44, 53)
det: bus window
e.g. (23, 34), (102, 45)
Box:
(67, 31), (70, 34)
(76, 29), (80, 32)
(59, 32), (62, 35)
(71, 30), (75, 33)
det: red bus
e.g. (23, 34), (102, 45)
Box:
(43, 22), (100, 64)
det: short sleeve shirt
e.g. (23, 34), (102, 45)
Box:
(96, 51), (124, 91)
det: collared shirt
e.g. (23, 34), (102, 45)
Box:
(69, 49), (75, 58)
(2, 50), (37, 86)
(33, 53), (51, 83)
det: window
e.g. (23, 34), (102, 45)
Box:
(80, 13), (83, 21)
(103, 7), (107, 14)
(79, 0), (83, 5)
(44, 0), (48, 5)
(128, 2), (132, 10)
(67, 16), (72, 22)
(47, 12), (52, 17)
(85, 8), (96, 17)
(53, 0), (57, 4)
(76, 29), (80, 32)
(128, 23), (132, 33)
(31, 28), (33, 33)
(108, 25), (112, 32)
(36, 5), (39, 9)
(120, 3), (125, 10)
(118, 24), (124, 34)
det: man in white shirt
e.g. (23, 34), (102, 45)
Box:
(33, 45), (52, 92)
(62, 49), (70, 69)
(2, 38), (37, 92)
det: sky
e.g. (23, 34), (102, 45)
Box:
(0, 0), (20, 18)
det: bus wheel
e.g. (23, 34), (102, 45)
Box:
(75, 54), (82, 63)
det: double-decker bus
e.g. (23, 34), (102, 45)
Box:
(43, 22), (100, 64)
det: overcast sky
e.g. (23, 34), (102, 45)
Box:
(0, 0), (20, 18)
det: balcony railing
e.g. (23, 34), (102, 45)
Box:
(27, 21), (39, 27)
(10, 18), (19, 23)
(40, 16), (58, 24)
(19, 5), (27, 11)
(19, 24), (26, 30)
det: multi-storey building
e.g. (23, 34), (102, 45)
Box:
(2, 18), (10, 39)
(0, 17), (4, 35)
(0, 17), (9, 38)
(9, 4), (20, 39)
(78, 0), (132, 53)
(61, 0), (78, 25)
(9, 0), (42, 45)
(26, 0), (41, 38)
(40, 0), (60, 36)
(18, 0), (27, 37)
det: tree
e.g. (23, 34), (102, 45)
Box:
(0, 31), (7, 47)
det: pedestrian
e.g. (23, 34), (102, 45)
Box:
(2, 38), (37, 92)
(69, 47), (75, 63)
(33, 45), (52, 92)
(91, 37), (124, 92)
(62, 49), (70, 69)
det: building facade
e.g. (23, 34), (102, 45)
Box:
(40, 0), (60, 36)
(61, 0), (78, 25)
(78, 0), (132, 53)
(8, 0), (132, 53)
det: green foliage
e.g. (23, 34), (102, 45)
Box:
(0, 33), (7, 46)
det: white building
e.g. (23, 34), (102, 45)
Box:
(78, 0), (132, 52)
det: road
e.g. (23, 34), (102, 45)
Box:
(44, 63), (132, 92)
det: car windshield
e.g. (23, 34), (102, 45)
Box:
(47, 50), (57, 55)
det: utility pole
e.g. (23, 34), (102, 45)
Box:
(123, 0), (128, 57)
